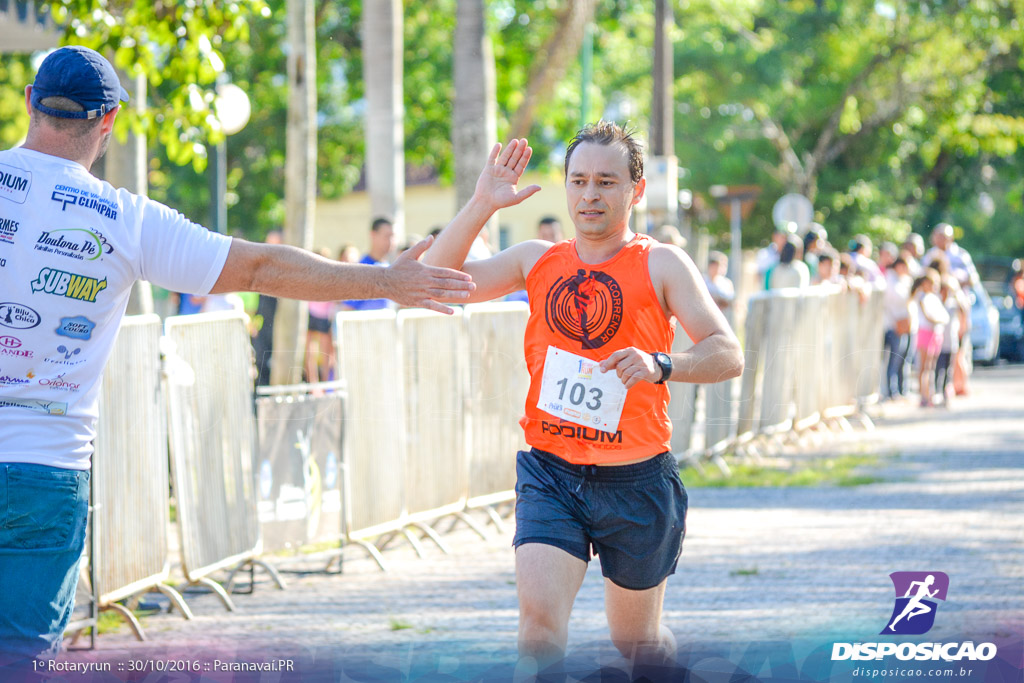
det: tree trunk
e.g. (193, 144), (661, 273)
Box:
(454, 0), (498, 233)
(362, 0), (406, 243)
(507, 0), (596, 140)
(651, 0), (674, 157)
(272, 0), (317, 385)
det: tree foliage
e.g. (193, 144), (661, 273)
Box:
(670, 0), (1024, 254)
(2, 0), (1021, 258)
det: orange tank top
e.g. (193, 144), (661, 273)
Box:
(519, 233), (675, 464)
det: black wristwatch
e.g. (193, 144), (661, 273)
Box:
(651, 351), (673, 384)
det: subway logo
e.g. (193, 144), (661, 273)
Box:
(30, 267), (107, 302)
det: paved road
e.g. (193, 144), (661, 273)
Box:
(67, 364), (1024, 678)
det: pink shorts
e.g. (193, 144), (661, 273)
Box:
(916, 328), (942, 356)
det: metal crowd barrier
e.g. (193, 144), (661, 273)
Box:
(463, 303), (529, 521)
(697, 286), (885, 463)
(164, 312), (283, 608)
(91, 314), (192, 638)
(254, 388), (346, 555)
(333, 309), (407, 567)
(396, 309), (480, 551)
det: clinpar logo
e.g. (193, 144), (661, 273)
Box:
(831, 572), (997, 663)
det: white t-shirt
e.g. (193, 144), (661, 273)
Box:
(0, 148), (231, 470)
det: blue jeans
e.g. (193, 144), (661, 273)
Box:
(883, 329), (911, 398)
(0, 463), (90, 662)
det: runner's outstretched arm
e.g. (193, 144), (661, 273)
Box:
(422, 139), (544, 303)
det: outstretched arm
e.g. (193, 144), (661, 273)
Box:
(422, 139), (543, 302)
(600, 245), (744, 388)
(211, 235), (475, 315)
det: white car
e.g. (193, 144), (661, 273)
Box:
(970, 283), (1000, 364)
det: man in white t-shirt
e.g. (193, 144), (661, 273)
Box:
(0, 46), (474, 663)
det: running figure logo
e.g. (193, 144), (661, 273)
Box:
(882, 571), (949, 635)
(545, 269), (623, 350)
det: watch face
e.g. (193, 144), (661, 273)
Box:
(654, 352), (672, 382)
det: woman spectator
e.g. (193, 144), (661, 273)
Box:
(766, 234), (810, 290)
(935, 276), (968, 407)
(912, 269), (950, 408)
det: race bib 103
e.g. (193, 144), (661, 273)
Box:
(537, 346), (627, 434)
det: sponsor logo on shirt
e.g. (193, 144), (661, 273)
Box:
(0, 256), (6, 268)
(34, 228), (112, 261)
(0, 163), (31, 204)
(38, 373), (81, 393)
(540, 420), (624, 446)
(56, 316), (96, 341)
(0, 335), (23, 349)
(51, 185), (118, 220)
(30, 267), (107, 302)
(0, 367), (30, 386)
(44, 344), (86, 366)
(0, 302), (41, 330)
(0, 216), (18, 244)
(0, 396), (67, 415)
(0, 345), (34, 359)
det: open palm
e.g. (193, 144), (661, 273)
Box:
(474, 138), (542, 209)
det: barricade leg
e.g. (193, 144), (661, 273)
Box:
(224, 560), (287, 594)
(481, 506), (508, 533)
(406, 522), (452, 555)
(192, 577), (236, 612)
(400, 528), (428, 558)
(323, 540), (389, 574)
(102, 603), (146, 641)
(448, 511), (490, 540)
(155, 583), (193, 620)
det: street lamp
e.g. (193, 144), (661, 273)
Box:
(210, 82), (251, 233)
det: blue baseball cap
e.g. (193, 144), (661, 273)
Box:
(31, 46), (129, 120)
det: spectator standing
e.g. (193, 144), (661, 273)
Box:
(912, 269), (950, 408)
(902, 233), (926, 277)
(802, 224), (827, 280)
(756, 224), (793, 281)
(877, 242), (899, 274)
(766, 234), (810, 290)
(252, 229), (283, 386)
(882, 258), (913, 399)
(536, 215), (564, 243)
(304, 247), (340, 383)
(935, 276), (967, 407)
(849, 235), (886, 290)
(813, 249), (842, 287)
(924, 223), (979, 287)
(704, 251), (735, 311)
(343, 217), (396, 311)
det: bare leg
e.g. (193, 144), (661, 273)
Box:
(514, 543), (587, 675)
(604, 578), (675, 662)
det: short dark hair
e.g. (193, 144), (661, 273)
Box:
(371, 217), (393, 232)
(32, 96), (104, 137)
(564, 121), (644, 184)
(538, 216), (560, 226)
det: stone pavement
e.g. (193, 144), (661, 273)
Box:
(76, 364), (1024, 674)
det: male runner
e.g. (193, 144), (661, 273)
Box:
(423, 123), (744, 668)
